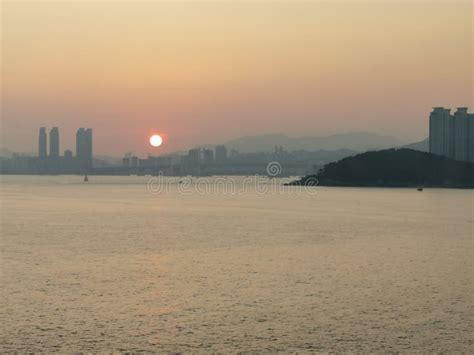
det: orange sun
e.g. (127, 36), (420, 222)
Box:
(149, 134), (163, 147)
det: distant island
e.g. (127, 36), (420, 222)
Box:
(287, 149), (474, 188)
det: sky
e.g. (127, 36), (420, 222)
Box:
(1, 0), (473, 156)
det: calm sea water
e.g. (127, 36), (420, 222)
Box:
(1, 175), (472, 352)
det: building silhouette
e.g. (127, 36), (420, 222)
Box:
(429, 107), (473, 162)
(453, 108), (469, 161)
(470, 115), (474, 163)
(187, 148), (201, 167)
(38, 127), (47, 159)
(3, 126), (97, 174)
(130, 156), (139, 168)
(203, 149), (214, 166)
(215, 145), (227, 164)
(76, 128), (93, 171)
(64, 149), (73, 159)
(49, 127), (59, 158)
(429, 108), (453, 158)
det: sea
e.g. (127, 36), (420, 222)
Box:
(1, 175), (472, 352)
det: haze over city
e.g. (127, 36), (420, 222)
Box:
(2, 0), (472, 156)
(2, 1), (474, 353)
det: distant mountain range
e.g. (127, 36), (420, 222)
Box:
(400, 138), (429, 152)
(221, 132), (405, 153)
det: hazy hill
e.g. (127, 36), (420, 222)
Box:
(223, 132), (404, 153)
(400, 138), (429, 152)
(289, 149), (474, 188)
(290, 149), (357, 165)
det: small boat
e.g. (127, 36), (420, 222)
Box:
(417, 186), (423, 191)
(84, 175), (89, 182)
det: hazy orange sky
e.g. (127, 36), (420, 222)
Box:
(1, 0), (473, 156)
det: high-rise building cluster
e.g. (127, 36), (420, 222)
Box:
(429, 107), (474, 162)
(37, 127), (93, 172)
(183, 145), (227, 168)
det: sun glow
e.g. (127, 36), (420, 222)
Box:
(149, 134), (163, 147)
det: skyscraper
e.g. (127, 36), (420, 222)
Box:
(84, 128), (93, 168)
(469, 114), (474, 163)
(187, 148), (201, 167)
(203, 149), (214, 166)
(38, 127), (47, 159)
(429, 107), (453, 158)
(76, 128), (93, 171)
(76, 128), (84, 159)
(215, 145), (227, 164)
(453, 108), (469, 161)
(429, 107), (472, 162)
(49, 127), (59, 158)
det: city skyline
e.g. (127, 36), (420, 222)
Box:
(5, 104), (474, 160)
(1, 126), (419, 158)
(29, 126), (93, 174)
(2, 106), (472, 176)
(2, 1), (473, 155)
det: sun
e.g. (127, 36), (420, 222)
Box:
(149, 134), (163, 147)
